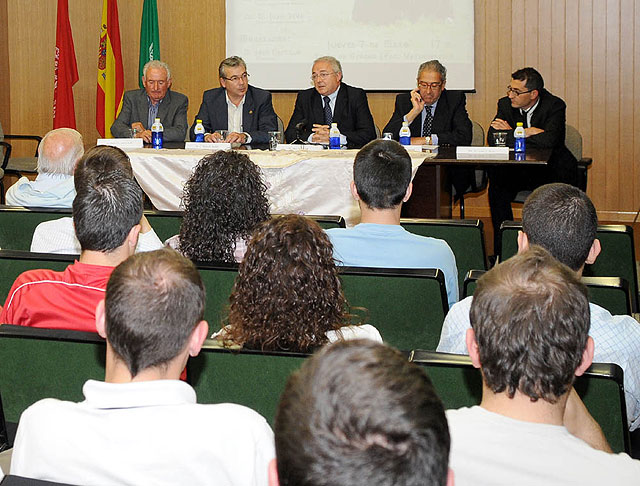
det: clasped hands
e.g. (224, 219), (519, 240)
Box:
(204, 132), (248, 144)
(490, 118), (544, 137)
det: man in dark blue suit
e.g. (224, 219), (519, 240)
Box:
(384, 60), (473, 196)
(189, 56), (277, 145)
(284, 56), (376, 149)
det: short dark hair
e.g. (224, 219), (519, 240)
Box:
(225, 214), (350, 352)
(469, 245), (590, 403)
(511, 67), (544, 92)
(73, 145), (133, 191)
(105, 248), (205, 377)
(72, 170), (143, 252)
(353, 139), (412, 209)
(179, 151), (270, 263)
(522, 183), (597, 271)
(275, 340), (451, 486)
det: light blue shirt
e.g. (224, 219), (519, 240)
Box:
(5, 173), (76, 208)
(437, 296), (640, 431)
(327, 223), (459, 308)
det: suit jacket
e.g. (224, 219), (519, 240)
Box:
(383, 90), (472, 146)
(110, 89), (188, 142)
(487, 89), (577, 178)
(284, 83), (377, 149)
(189, 85), (277, 144)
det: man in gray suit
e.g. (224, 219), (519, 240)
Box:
(111, 60), (188, 142)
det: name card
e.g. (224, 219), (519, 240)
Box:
(404, 145), (425, 152)
(276, 144), (325, 151)
(97, 138), (143, 149)
(456, 146), (510, 160)
(185, 142), (231, 150)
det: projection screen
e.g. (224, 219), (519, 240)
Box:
(226, 0), (475, 91)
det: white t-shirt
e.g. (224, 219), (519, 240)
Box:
(446, 406), (640, 486)
(31, 217), (163, 255)
(11, 379), (275, 486)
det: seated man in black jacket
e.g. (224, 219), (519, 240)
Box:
(384, 59), (473, 196)
(487, 67), (578, 253)
(284, 56), (376, 149)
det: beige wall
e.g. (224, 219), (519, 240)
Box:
(3, 0), (639, 221)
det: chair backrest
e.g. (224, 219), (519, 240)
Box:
(143, 209), (183, 243)
(187, 344), (308, 425)
(274, 214), (346, 230)
(0, 475), (81, 486)
(499, 222), (639, 312)
(193, 261), (239, 332)
(410, 350), (630, 454)
(0, 250), (74, 305)
(0, 326), (105, 447)
(463, 269), (633, 316)
(276, 115), (285, 141)
(195, 262), (447, 352)
(565, 124), (583, 161)
(340, 266), (448, 351)
(471, 120), (484, 147)
(0, 206), (72, 251)
(400, 218), (487, 292)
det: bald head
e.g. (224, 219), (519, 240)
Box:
(37, 128), (84, 176)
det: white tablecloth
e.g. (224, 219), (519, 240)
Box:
(127, 148), (430, 226)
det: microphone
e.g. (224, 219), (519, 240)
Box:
(292, 119), (307, 144)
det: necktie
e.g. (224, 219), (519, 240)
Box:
(422, 105), (433, 137)
(323, 96), (332, 125)
(521, 109), (529, 128)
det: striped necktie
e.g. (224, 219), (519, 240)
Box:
(323, 96), (332, 125)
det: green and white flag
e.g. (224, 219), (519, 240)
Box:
(138, 0), (160, 88)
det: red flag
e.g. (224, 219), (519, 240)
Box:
(96, 0), (124, 138)
(53, 0), (79, 129)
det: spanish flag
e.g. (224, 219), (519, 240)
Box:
(96, 0), (124, 138)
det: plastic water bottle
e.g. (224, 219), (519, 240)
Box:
(514, 122), (526, 153)
(329, 123), (341, 149)
(151, 118), (163, 149)
(399, 121), (411, 145)
(194, 119), (205, 143)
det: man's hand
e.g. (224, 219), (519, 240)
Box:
(405, 88), (425, 124)
(226, 132), (247, 144)
(525, 127), (544, 137)
(311, 124), (330, 144)
(131, 122), (151, 143)
(205, 133), (223, 143)
(490, 118), (512, 131)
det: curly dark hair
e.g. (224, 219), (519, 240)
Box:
(225, 214), (351, 352)
(178, 151), (270, 262)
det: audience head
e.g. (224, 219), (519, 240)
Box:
(522, 183), (598, 271)
(219, 56), (249, 99)
(417, 60), (446, 105)
(179, 151), (270, 262)
(72, 169), (143, 253)
(508, 67), (543, 109)
(226, 214), (348, 352)
(312, 56), (342, 97)
(353, 139), (412, 210)
(142, 60), (172, 104)
(37, 128), (84, 176)
(73, 145), (133, 191)
(103, 248), (206, 377)
(469, 245), (592, 403)
(274, 339), (451, 486)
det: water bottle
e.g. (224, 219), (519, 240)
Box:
(399, 121), (411, 146)
(194, 119), (205, 142)
(151, 118), (163, 149)
(329, 123), (341, 149)
(514, 122), (526, 153)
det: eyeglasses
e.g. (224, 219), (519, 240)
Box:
(418, 81), (443, 89)
(223, 73), (250, 82)
(507, 86), (534, 96)
(311, 71), (337, 81)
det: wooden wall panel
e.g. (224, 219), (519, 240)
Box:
(4, 0), (640, 222)
(0, 0), (10, 132)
